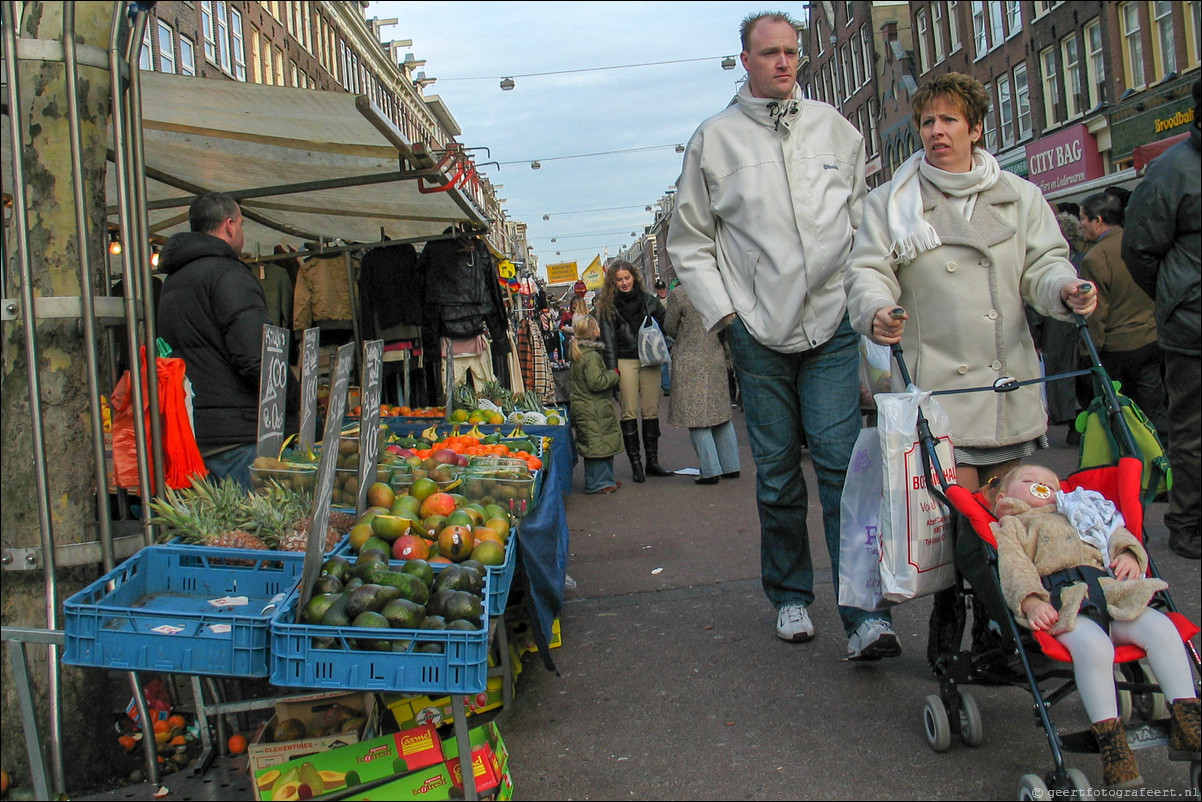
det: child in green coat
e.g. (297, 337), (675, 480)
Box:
(569, 315), (623, 494)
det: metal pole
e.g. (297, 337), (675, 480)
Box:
(63, 3), (117, 573)
(109, 1), (155, 535)
(125, 13), (166, 499)
(1, 2), (66, 790)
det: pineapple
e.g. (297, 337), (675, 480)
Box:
(250, 480), (341, 553)
(148, 477), (269, 552)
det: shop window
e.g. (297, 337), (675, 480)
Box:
(1062, 34), (1082, 118)
(179, 36), (196, 76)
(933, 3), (946, 63)
(1150, 0), (1177, 79)
(949, 0), (962, 53)
(1084, 19), (1105, 111)
(1041, 47), (1060, 126)
(917, 10), (930, 73)
(1015, 64), (1031, 139)
(1121, 1), (1146, 90)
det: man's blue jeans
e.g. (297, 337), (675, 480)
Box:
(724, 314), (887, 635)
(203, 443), (257, 491)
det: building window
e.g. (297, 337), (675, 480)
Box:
(988, 2), (1005, 47)
(201, 0), (216, 62)
(845, 0), (853, 25)
(1121, 1), (1146, 89)
(1005, 0), (1022, 36)
(948, 0), (962, 52)
(290, 60), (299, 88)
(860, 23), (872, 84)
(816, 17), (824, 55)
(917, 10), (931, 73)
(231, 8), (246, 81)
(1151, 0), (1177, 78)
(273, 47), (284, 87)
(156, 21), (175, 73)
(302, 1), (312, 52)
(139, 25), (152, 71)
(1062, 34), (1082, 118)
(932, 2), (946, 63)
(972, 1), (987, 57)
(179, 36), (196, 76)
(250, 26), (261, 83)
(867, 98), (879, 157)
(998, 74), (1013, 146)
(842, 43), (852, 98)
(1084, 19), (1105, 111)
(983, 85), (997, 152)
(1187, 0), (1200, 67)
(1015, 64), (1031, 139)
(215, 1), (231, 73)
(1041, 47), (1059, 125)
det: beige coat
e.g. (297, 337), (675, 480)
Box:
(992, 496), (1166, 635)
(664, 286), (731, 428)
(845, 173), (1079, 448)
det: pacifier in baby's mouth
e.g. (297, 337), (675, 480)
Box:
(1029, 483), (1053, 500)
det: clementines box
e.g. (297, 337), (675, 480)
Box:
(247, 692), (376, 780)
(253, 723), (443, 801)
(354, 722), (512, 801)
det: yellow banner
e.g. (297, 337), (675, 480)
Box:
(581, 255), (605, 290)
(545, 261), (579, 284)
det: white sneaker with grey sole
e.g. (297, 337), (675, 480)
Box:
(846, 618), (902, 660)
(776, 603), (815, 642)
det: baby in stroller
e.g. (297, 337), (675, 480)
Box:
(989, 463), (1200, 787)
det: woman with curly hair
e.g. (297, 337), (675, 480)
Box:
(594, 261), (670, 482)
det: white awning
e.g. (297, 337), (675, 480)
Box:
(126, 72), (486, 253)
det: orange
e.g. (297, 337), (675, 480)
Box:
(526, 457), (543, 471)
(228, 734), (248, 755)
(118, 734), (137, 753)
(153, 719), (171, 744)
(170, 735), (187, 747)
(167, 714), (187, 731)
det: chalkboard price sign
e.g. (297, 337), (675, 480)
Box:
(298, 327), (320, 451)
(256, 324), (290, 459)
(357, 340), (385, 514)
(295, 341), (354, 621)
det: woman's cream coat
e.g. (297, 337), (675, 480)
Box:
(845, 172), (1079, 448)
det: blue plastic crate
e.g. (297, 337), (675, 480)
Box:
(269, 567), (491, 694)
(63, 546), (304, 677)
(485, 532), (518, 617)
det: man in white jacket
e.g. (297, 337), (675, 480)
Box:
(667, 11), (899, 660)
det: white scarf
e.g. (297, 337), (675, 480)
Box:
(735, 82), (802, 133)
(885, 148), (1002, 264)
(1055, 487), (1126, 574)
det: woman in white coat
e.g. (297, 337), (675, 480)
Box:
(845, 72), (1096, 493)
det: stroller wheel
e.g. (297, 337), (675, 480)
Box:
(923, 694), (952, 752)
(1189, 760), (1199, 799)
(1117, 689), (1134, 724)
(1016, 773), (1049, 800)
(958, 689), (984, 747)
(1065, 768), (1091, 797)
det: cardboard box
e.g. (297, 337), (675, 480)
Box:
(382, 643), (521, 730)
(248, 692), (376, 782)
(254, 723), (444, 800)
(356, 722), (512, 801)
(509, 617), (561, 655)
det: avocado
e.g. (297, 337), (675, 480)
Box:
(350, 611), (392, 651)
(312, 574), (344, 596)
(419, 615), (447, 631)
(381, 597), (426, 629)
(441, 590), (484, 624)
(446, 618), (481, 631)
(415, 641), (445, 654)
(399, 559), (435, 589)
(373, 571), (430, 605)
(320, 592), (351, 627)
(302, 593), (340, 625)
(433, 564), (483, 597)
(342, 576), (364, 593)
(345, 583), (401, 619)
(321, 555), (353, 581)
(425, 589), (455, 618)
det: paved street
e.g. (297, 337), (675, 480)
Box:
(499, 409), (1201, 800)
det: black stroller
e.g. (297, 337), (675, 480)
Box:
(892, 313), (1200, 798)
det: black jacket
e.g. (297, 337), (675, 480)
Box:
(419, 233), (509, 347)
(157, 231), (272, 449)
(599, 291), (666, 371)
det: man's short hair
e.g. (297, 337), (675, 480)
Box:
(654, 279), (667, 290)
(189, 192), (240, 235)
(739, 11), (800, 52)
(1081, 193), (1124, 227)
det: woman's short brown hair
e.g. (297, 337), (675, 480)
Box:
(911, 72), (991, 139)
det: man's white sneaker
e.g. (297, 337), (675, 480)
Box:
(847, 619), (902, 661)
(776, 603), (815, 642)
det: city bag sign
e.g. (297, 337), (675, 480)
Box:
(1024, 123), (1104, 194)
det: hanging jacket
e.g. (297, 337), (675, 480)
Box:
(420, 233), (509, 348)
(359, 242), (423, 339)
(293, 254), (353, 331)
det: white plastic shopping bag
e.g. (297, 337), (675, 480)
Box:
(838, 426), (889, 612)
(876, 389), (958, 603)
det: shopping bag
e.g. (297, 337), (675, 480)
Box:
(876, 389), (957, 603)
(1076, 386), (1171, 503)
(837, 426), (890, 612)
(857, 336), (892, 410)
(637, 316), (670, 367)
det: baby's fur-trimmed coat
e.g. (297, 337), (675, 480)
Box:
(992, 496), (1167, 635)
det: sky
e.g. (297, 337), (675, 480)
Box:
(367, 1), (810, 281)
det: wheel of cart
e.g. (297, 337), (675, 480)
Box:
(1016, 767), (1091, 800)
(922, 687), (984, 752)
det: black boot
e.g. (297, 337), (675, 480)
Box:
(622, 419), (645, 483)
(642, 418), (673, 477)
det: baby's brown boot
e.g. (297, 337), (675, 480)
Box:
(1091, 717), (1142, 788)
(1168, 697), (1200, 761)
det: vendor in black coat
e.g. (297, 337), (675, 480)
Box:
(157, 193), (281, 488)
(595, 260), (671, 482)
